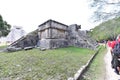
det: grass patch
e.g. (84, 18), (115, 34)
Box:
(0, 45), (7, 50)
(0, 47), (95, 80)
(81, 46), (107, 80)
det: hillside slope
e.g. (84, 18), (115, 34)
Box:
(89, 17), (120, 41)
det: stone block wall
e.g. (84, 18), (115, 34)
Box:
(51, 29), (66, 39)
(67, 24), (98, 50)
(39, 39), (68, 49)
(38, 19), (68, 49)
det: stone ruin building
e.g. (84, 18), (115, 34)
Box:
(38, 20), (68, 49)
(6, 26), (26, 43)
(38, 19), (98, 49)
(7, 19), (98, 51)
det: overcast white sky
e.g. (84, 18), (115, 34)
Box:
(0, 0), (95, 33)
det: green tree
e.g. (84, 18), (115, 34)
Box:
(88, 17), (120, 41)
(0, 14), (11, 37)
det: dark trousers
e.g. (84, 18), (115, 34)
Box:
(111, 54), (120, 68)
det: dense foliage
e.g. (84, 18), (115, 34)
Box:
(0, 15), (11, 37)
(89, 17), (120, 41)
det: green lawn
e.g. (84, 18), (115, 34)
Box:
(0, 45), (7, 49)
(0, 47), (95, 80)
(81, 46), (107, 80)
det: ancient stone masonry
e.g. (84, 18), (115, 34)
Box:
(38, 19), (98, 49)
(6, 26), (26, 42)
(7, 30), (39, 51)
(7, 19), (98, 51)
(67, 24), (98, 50)
(38, 19), (68, 49)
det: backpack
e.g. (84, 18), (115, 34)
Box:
(113, 41), (120, 56)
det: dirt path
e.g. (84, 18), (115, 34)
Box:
(104, 47), (120, 80)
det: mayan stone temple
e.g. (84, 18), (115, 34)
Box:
(7, 19), (98, 51)
(38, 20), (68, 49)
(38, 19), (98, 49)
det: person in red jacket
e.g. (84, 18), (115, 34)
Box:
(111, 35), (120, 74)
(110, 41), (117, 54)
(107, 40), (111, 47)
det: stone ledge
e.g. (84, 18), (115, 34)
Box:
(24, 46), (35, 50)
(68, 48), (101, 80)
